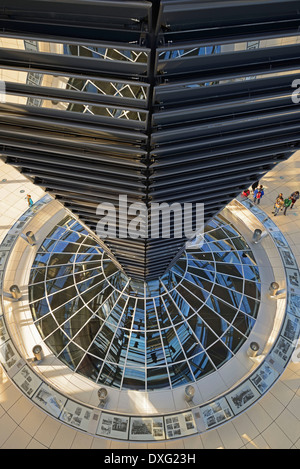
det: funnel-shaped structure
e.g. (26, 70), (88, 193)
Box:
(0, 0), (299, 280)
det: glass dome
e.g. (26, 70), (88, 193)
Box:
(28, 213), (261, 391)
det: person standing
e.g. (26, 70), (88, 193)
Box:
(253, 186), (264, 204)
(273, 193), (283, 212)
(283, 196), (292, 215)
(290, 191), (300, 209)
(26, 194), (33, 207)
(273, 196), (284, 216)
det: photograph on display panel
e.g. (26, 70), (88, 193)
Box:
(266, 336), (295, 374)
(129, 416), (165, 441)
(32, 383), (67, 418)
(281, 313), (300, 344)
(97, 413), (130, 440)
(250, 362), (279, 395)
(60, 400), (99, 432)
(165, 411), (197, 439)
(13, 365), (42, 398)
(200, 397), (233, 430)
(227, 382), (260, 415)
(0, 340), (22, 370)
(289, 293), (300, 317)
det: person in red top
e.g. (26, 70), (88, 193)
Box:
(242, 189), (250, 198)
(290, 191), (299, 209)
(253, 186), (264, 205)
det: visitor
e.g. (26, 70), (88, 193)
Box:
(283, 196), (293, 215)
(273, 193), (283, 212)
(26, 194), (33, 207)
(253, 186), (264, 204)
(273, 196), (284, 216)
(241, 189), (250, 198)
(272, 193), (284, 214)
(290, 191), (300, 209)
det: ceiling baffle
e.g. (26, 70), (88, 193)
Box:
(0, 0), (299, 280)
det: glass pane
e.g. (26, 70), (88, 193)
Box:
(161, 328), (185, 364)
(147, 367), (170, 390)
(168, 363), (194, 388)
(189, 353), (215, 380)
(35, 314), (57, 340)
(98, 363), (123, 389)
(77, 355), (103, 383)
(206, 341), (233, 369)
(45, 328), (69, 355)
(146, 331), (165, 366)
(58, 342), (86, 370)
(122, 367), (145, 390)
(175, 323), (203, 358)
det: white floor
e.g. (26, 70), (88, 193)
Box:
(0, 157), (299, 449)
